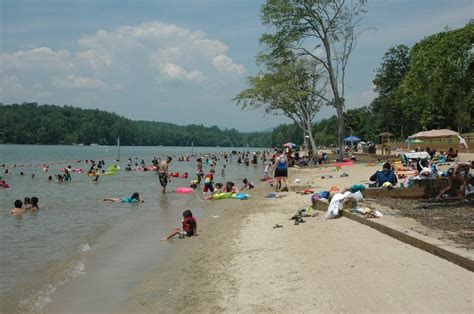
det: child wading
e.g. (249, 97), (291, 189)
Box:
(203, 169), (215, 197)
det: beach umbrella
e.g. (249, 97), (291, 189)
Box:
(343, 136), (361, 143)
(343, 136), (361, 148)
(283, 142), (297, 148)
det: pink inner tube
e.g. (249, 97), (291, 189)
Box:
(176, 187), (193, 194)
(333, 162), (353, 167)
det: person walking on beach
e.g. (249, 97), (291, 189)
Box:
(158, 156), (172, 193)
(273, 149), (289, 191)
(161, 209), (197, 240)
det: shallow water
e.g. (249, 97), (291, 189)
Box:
(0, 144), (266, 313)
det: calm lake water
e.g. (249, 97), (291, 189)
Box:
(0, 144), (267, 313)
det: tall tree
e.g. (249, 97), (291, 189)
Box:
(371, 44), (411, 138)
(234, 57), (327, 155)
(260, 0), (367, 160)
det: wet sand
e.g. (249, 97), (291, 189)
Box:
(125, 162), (473, 313)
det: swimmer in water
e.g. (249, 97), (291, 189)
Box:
(31, 197), (39, 211)
(103, 192), (144, 203)
(10, 200), (25, 216)
(23, 197), (32, 210)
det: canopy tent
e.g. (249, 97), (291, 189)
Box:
(407, 129), (459, 151)
(408, 129), (459, 139)
(343, 136), (361, 143)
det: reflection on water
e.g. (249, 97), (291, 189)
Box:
(0, 144), (267, 313)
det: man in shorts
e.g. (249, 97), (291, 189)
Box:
(158, 156), (172, 193)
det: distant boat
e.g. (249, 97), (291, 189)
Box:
(90, 143), (99, 147)
(78, 143), (84, 146)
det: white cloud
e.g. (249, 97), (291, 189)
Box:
(52, 75), (104, 89)
(158, 63), (205, 82)
(76, 50), (111, 71)
(0, 75), (24, 98)
(213, 55), (246, 75)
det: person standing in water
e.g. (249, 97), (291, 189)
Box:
(196, 158), (204, 185)
(158, 156), (172, 193)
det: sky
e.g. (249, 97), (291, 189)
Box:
(0, 0), (472, 131)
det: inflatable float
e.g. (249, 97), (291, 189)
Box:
(176, 187), (194, 194)
(232, 192), (250, 200)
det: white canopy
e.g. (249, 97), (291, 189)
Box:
(408, 129), (459, 139)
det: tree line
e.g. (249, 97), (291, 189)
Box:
(0, 103), (271, 147)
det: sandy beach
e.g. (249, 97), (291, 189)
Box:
(123, 161), (473, 313)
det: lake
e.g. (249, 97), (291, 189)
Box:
(0, 144), (267, 313)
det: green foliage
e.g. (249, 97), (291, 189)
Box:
(396, 22), (474, 133)
(0, 103), (270, 147)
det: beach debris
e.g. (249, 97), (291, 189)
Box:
(294, 178), (301, 183)
(329, 186), (340, 193)
(273, 224), (283, 228)
(364, 210), (383, 218)
(265, 192), (287, 199)
(290, 208), (317, 225)
(212, 215), (219, 218)
(351, 207), (370, 214)
(326, 191), (365, 219)
(297, 189), (314, 195)
(349, 184), (365, 193)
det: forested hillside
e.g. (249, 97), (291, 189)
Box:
(0, 103), (271, 147)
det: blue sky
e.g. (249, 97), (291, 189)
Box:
(1, 0), (472, 131)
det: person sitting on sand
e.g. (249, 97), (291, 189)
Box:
(369, 162), (398, 187)
(436, 167), (465, 201)
(103, 192), (144, 203)
(161, 210), (197, 240)
(10, 200), (25, 216)
(240, 178), (255, 191)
